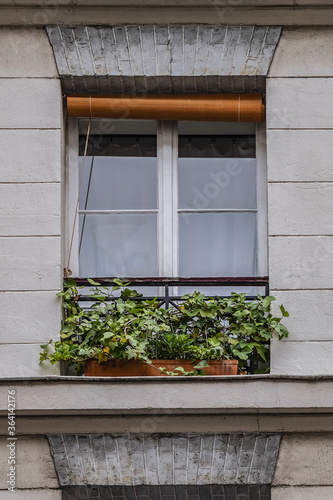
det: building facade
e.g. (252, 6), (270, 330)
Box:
(1, 1), (333, 499)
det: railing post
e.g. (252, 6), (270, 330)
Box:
(165, 284), (170, 309)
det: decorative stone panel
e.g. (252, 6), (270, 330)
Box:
(48, 433), (280, 493)
(46, 25), (281, 94)
(62, 484), (271, 500)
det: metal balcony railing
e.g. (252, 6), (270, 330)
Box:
(73, 276), (269, 309)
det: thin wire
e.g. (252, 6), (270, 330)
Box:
(67, 117), (92, 270)
(79, 156), (95, 253)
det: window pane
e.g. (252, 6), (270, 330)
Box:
(79, 118), (157, 136)
(172, 286), (265, 297)
(178, 158), (256, 210)
(79, 214), (158, 277)
(179, 212), (257, 277)
(179, 136), (255, 158)
(79, 135), (157, 157)
(178, 121), (256, 135)
(79, 156), (157, 210)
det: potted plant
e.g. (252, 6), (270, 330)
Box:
(40, 279), (289, 376)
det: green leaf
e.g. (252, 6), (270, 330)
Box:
(87, 278), (101, 286)
(261, 296), (275, 308)
(194, 360), (209, 369)
(64, 278), (77, 288)
(279, 304), (290, 317)
(89, 293), (106, 301)
(113, 278), (131, 287)
(274, 323), (289, 339)
(256, 344), (268, 362)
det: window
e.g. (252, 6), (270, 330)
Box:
(67, 118), (267, 281)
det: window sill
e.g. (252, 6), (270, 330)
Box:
(0, 375), (332, 416)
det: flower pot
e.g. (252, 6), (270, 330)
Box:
(84, 359), (150, 377)
(84, 358), (238, 377)
(149, 359), (239, 376)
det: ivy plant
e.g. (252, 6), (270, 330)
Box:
(40, 279), (289, 374)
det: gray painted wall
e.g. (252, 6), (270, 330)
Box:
(267, 29), (333, 374)
(0, 28), (62, 377)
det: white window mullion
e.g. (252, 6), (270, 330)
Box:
(158, 121), (178, 277)
(171, 121), (178, 278)
(256, 122), (268, 276)
(67, 116), (80, 277)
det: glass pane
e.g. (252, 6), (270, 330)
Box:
(79, 156), (157, 210)
(79, 118), (157, 136)
(179, 212), (257, 277)
(79, 119), (157, 211)
(79, 214), (158, 277)
(178, 121), (256, 135)
(172, 286), (264, 297)
(178, 158), (256, 210)
(79, 135), (157, 157)
(179, 136), (255, 158)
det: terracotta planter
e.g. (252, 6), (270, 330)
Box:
(84, 358), (238, 377)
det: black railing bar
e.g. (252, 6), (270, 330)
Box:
(168, 299), (182, 309)
(77, 285), (268, 292)
(177, 209), (257, 213)
(79, 134), (255, 139)
(165, 284), (169, 309)
(78, 294), (263, 302)
(73, 276), (269, 286)
(78, 209), (158, 214)
(265, 282), (270, 296)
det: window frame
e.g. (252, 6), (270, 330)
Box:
(65, 118), (267, 279)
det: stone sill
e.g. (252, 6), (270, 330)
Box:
(2, 4), (333, 27)
(0, 1), (331, 6)
(0, 375), (332, 416)
(0, 1), (325, 5)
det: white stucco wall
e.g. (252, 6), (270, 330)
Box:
(267, 28), (333, 375)
(272, 433), (333, 499)
(0, 435), (60, 498)
(0, 28), (62, 376)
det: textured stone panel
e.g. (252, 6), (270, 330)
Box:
(267, 129), (333, 182)
(267, 78), (333, 129)
(0, 436), (58, 489)
(273, 434), (333, 486)
(0, 78), (61, 129)
(270, 340), (333, 375)
(62, 484), (271, 500)
(0, 493), (61, 500)
(269, 235), (333, 290)
(269, 28), (333, 77)
(272, 486), (333, 500)
(0, 129), (61, 183)
(0, 27), (58, 77)
(48, 433), (281, 487)
(272, 290), (333, 341)
(0, 183), (61, 236)
(268, 183), (333, 236)
(46, 25), (281, 94)
(0, 291), (61, 343)
(0, 236), (61, 291)
(0, 344), (60, 377)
